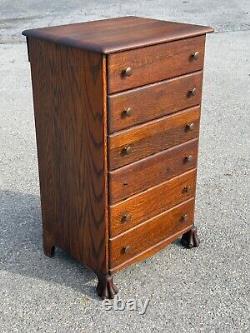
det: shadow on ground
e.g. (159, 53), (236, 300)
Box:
(0, 190), (99, 299)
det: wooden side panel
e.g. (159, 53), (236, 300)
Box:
(28, 38), (108, 273)
(108, 35), (205, 93)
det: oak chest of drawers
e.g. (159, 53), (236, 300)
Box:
(23, 16), (213, 299)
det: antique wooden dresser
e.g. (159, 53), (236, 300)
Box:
(23, 16), (213, 299)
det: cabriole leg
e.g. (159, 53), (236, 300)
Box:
(43, 232), (55, 257)
(181, 225), (200, 248)
(96, 273), (118, 300)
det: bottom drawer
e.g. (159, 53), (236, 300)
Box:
(109, 198), (195, 269)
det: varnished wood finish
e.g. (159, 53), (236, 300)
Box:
(108, 35), (205, 93)
(110, 199), (195, 268)
(96, 273), (118, 299)
(109, 139), (198, 204)
(110, 169), (196, 237)
(108, 71), (203, 132)
(109, 106), (200, 170)
(181, 225), (200, 248)
(24, 17), (212, 299)
(28, 38), (108, 273)
(110, 225), (192, 273)
(23, 16), (213, 54)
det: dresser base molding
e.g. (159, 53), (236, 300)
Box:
(181, 225), (200, 248)
(96, 273), (118, 300)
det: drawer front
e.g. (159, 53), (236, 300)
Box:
(108, 71), (203, 133)
(109, 139), (198, 204)
(110, 198), (195, 268)
(109, 106), (200, 170)
(110, 169), (196, 237)
(108, 35), (205, 93)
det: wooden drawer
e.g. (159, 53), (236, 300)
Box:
(110, 169), (196, 237)
(108, 71), (203, 133)
(110, 198), (195, 268)
(109, 106), (200, 170)
(108, 35), (205, 93)
(109, 139), (198, 204)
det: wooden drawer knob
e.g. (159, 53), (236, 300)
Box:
(182, 185), (191, 193)
(121, 107), (132, 118)
(121, 212), (131, 224)
(122, 246), (131, 254)
(188, 88), (197, 96)
(185, 122), (195, 131)
(121, 67), (132, 77)
(180, 214), (188, 223)
(191, 51), (199, 60)
(121, 145), (132, 156)
(184, 155), (193, 163)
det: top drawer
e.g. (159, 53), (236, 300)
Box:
(107, 35), (205, 93)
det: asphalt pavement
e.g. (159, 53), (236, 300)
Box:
(0, 1), (249, 332)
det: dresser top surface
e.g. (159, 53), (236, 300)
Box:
(22, 16), (213, 54)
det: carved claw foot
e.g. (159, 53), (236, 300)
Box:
(43, 233), (55, 257)
(181, 226), (200, 248)
(96, 273), (118, 300)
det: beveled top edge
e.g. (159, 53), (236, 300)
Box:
(22, 16), (214, 54)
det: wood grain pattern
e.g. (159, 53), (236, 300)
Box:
(110, 224), (192, 273)
(108, 35), (205, 92)
(108, 71), (203, 133)
(28, 38), (108, 273)
(109, 106), (200, 170)
(109, 139), (198, 204)
(23, 17), (213, 298)
(110, 169), (196, 237)
(110, 198), (195, 268)
(23, 16), (213, 54)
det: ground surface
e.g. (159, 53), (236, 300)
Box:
(0, 1), (249, 332)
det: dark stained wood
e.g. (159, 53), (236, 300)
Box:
(109, 139), (198, 204)
(110, 169), (197, 237)
(108, 71), (203, 132)
(108, 35), (205, 93)
(110, 198), (195, 268)
(28, 38), (109, 273)
(96, 273), (118, 299)
(22, 16), (213, 54)
(109, 106), (200, 170)
(181, 225), (200, 248)
(23, 17), (212, 299)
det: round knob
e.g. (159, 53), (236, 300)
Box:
(121, 107), (132, 118)
(191, 51), (199, 60)
(122, 67), (132, 77)
(188, 88), (197, 97)
(180, 214), (188, 223)
(184, 155), (193, 163)
(121, 212), (131, 224)
(122, 246), (131, 254)
(121, 145), (132, 156)
(185, 123), (195, 131)
(182, 185), (191, 193)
